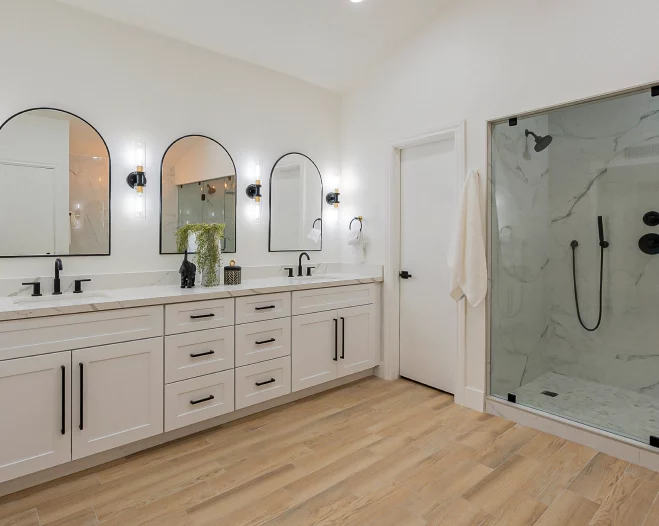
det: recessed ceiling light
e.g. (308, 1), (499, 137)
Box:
(350, 0), (364, 3)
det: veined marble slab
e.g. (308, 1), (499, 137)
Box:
(512, 372), (659, 444)
(0, 272), (383, 322)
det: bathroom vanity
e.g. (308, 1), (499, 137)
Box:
(0, 274), (381, 491)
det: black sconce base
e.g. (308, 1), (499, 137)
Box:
(126, 171), (147, 189)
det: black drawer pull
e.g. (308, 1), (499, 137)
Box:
(333, 319), (338, 361)
(340, 317), (346, 360)
(255, 338), (276, 345)
(190, 350), (215, 358)
(256, 378), (276, 387)
(61, 366), (66, 435)
(190, 313), (215, 319)
(255, 305), (276, 311)
(190, 395), (215, 405)
(79, 363), (84, 431)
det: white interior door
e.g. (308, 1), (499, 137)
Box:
(399, 138), (458, 393)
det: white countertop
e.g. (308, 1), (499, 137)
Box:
(0, 273), (383, 322)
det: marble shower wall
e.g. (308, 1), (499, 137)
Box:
(491, 88), (659, 400)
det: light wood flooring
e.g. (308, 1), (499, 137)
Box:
(1, 377), (658, 526)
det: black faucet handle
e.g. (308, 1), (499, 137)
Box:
(306, 267), (315, 276)
(284, 267), (294, 278)
(73, 279), (91, 294)
(22, 282), (42, 297)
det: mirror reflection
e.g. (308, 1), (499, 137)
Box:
(0, 108), (110, 257)
(160, 135), (237, 254)
(269, 153), (323, 252)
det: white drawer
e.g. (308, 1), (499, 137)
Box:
(235, 356), (291, 410)
(0, 306), (163, 361)
(235, 318), (290, 367)
(292, 284), (376, 316)
(165, 299), (234, 335)
(235, 293), (291, 324)
(164, 370), (234, 432)
(165, 327), (235, 383)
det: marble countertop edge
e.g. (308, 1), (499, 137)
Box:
(0, 274), (383, 322)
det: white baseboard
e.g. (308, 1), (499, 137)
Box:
(462, 386), (485, 411)
(0, 370), (375, 498)
(487, 397), (659, 470)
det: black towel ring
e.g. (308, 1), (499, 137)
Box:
(313, 218), (322, 229)
(349, 216), (363, 231)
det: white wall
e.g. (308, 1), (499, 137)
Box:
(340, 0), (659, 409)
(0, 0), (341, 278)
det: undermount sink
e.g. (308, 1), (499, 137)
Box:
(11, 292), (110, 305)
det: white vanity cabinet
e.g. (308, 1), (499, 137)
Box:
(0, 352), (71, 484)
(72, 338), (164, 460)
(291, 284), (379, 392)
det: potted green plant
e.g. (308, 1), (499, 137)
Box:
(176, 223), (225, 287)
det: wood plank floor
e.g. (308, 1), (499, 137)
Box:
(1, 377), (658, 526)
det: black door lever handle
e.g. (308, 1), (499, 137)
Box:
(399, 271), (412, 279)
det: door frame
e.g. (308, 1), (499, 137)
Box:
(382, 121), (467, 404)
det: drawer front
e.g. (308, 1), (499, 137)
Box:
(165, 299), (234, 335)
(235, 293), (291, 324)
(235, 356), (291, 410)
(165, 327), (235, 383)
(235, 318), (291, 367)
(0, 306), (163, 361)
(292, 284), (376, 316)
(164, 370), (235, 432)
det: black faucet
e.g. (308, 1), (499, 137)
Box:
(53, 258), (63, 295)
(298, 252), (310, 277)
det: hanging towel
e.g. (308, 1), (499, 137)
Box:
(447, 170), (488, 306)
(348, 229), (365, 263)
(307, 227), (322, 245)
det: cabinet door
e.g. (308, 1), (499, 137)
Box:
(292, 310), (338, 392)
(72, 338), (163, 460)
(337, 304), (378, 378)
(0, 352), (71, 483)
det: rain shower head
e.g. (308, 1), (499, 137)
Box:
(525, 129), (553, 152)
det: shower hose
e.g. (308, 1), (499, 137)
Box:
(570, 240), (606, 332)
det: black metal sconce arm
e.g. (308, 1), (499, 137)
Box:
(326, 191), (340, 205)
(126, 171), (147, 189)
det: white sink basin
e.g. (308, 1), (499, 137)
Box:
(12, 293), (109, 305)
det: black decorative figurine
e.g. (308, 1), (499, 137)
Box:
(179, 250), (196, 288)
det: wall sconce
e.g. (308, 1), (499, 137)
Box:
(246, 159), (263, 223)
(325, 172), (341, 223)
(126, 138), (147, 220)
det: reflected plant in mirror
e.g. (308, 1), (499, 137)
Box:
(269, 153), (323, 252)
(0, 108), (110, 257)
(160, 135), (237, 254)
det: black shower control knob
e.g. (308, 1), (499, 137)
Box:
(643, 211), (659, 226)
(639, 233), (659, 255)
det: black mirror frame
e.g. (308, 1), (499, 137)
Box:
(159, 134), (238, 255)
(0, 107), (112, 258)
(268, 152), (324, 253)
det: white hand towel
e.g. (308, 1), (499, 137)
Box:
(307, 227), (322, 245)
(347, 229), (361, 246)
(347, 229), (365, 262)
(447, 170), (488, 306)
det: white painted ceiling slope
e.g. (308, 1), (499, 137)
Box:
(53, 0), (448, 92)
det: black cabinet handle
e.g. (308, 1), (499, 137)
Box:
(190, 350), (215, 358)
(256, 378), (276, 386)
(61, 366), (66, 435)
(255, 305), (276, 311)
(79, 363), (84, 431)
(255, 338), (276, 345)
(190, 395), (215, 405)
(190, 313), (215, 319)
(333, 319), (338, 361)
(399, 271), (412, 279)
(340, 317), (345, 360)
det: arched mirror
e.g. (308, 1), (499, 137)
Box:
(160, 135), (237, 254)
(0, 108), (110, 257)
(269, 153), (323, 252)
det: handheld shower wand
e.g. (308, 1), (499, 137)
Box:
(571, 215), (608, 332)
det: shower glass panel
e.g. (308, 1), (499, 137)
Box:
(490, 87), (659, 445)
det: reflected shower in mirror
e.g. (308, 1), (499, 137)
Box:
(269, 153), (323, 252)
(160, 135), (237, 254)
(0, 108), (110, 257)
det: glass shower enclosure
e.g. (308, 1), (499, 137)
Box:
(490, 85), (659, 446)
